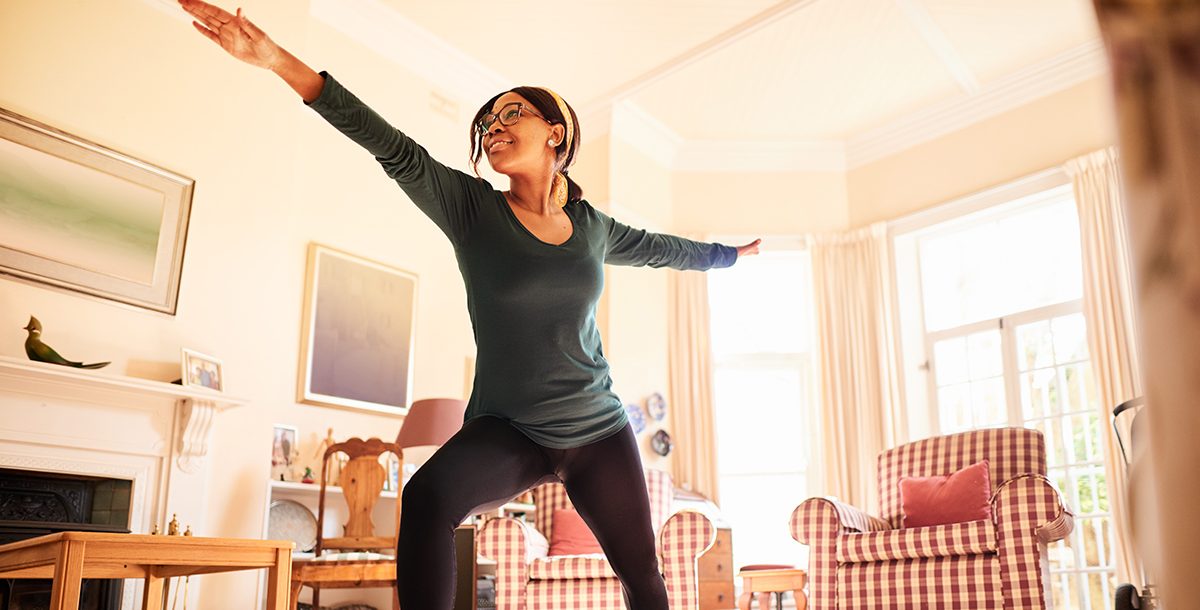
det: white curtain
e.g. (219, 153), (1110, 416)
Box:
(667, 269), (721, 504)
(1066, 147), (1143, 586)
(809, 222), (906, 512)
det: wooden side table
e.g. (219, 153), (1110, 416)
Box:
(736, 567), (807, 610)
(0, 532), (293, 610)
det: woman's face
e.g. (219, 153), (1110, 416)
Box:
(480, 92), (564, 177)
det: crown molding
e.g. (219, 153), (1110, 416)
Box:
(845, 39), (1108, 168)
(309, 0), (510, 107)
(611, 102), (684, 168)
(675, 139), (847, 173)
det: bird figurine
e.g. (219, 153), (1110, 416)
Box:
(23, 316), (109, 369)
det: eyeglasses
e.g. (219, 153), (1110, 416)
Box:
(477, 102), (551, 133)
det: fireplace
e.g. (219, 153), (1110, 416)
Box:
(0, 468), (132, 609)
(0, 355), (245, 609)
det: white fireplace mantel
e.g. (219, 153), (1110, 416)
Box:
(0, 354), (246, 471)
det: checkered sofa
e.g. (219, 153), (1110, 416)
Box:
(477, 469), (716, 610)
(791, 428), (1074, 610)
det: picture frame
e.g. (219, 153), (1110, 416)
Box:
(298, 243), (417, 416)
(0, 107), (194, 314)
(181, 348), (224, 392)
(271, 424), (299, 482)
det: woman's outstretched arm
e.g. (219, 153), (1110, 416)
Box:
(179, 0), (324, 102)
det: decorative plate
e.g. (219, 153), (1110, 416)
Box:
(625, 402), (647, 434)
(645, 392), (667, 422)
(268, 499), (318, 552)
(651, 429), (673, 457)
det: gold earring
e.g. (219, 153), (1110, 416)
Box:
(551, 172), (568, 208)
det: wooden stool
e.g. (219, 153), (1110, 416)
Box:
(736, 566), (807, 610)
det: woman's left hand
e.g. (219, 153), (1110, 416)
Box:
(735, 239), (762, 259)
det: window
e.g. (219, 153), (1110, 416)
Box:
(895, 179), (1115, 610)
(708, 249), (817, 571)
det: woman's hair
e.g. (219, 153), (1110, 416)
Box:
(469, 87), (584, 204)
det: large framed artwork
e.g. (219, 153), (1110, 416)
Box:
(0, 108), (193, 314)
(298, 243), (417, 415)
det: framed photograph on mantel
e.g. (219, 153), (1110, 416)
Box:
(0, 107), (193, 314)
(298, 243), (417, 416)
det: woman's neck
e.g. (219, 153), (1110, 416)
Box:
(506, 168), (557, 215)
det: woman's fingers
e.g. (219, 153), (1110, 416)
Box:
(190, 20), (220, 44)
(179, 0), (232, 31)
(239, 11), (267, 42)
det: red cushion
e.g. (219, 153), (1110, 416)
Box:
(899, 459), (992, 528)
(548, 509), (604, 556)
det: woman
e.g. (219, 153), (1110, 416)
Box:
(179, 2), (760, 608)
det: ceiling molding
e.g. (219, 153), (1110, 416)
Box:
(893, 0), (980, 95)
(675, 140), (847, 173)
(845, 39), (1108, 168)
(611, 102), (683, 168)
(578, 0), (822, 117)
(309, 0), (510, 106)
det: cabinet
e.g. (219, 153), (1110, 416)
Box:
(698, 527), (735, 610)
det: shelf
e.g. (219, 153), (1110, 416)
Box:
(269, 479), (398, 499)
(0, 354), (247, 408)
(267, 480), (534, 513)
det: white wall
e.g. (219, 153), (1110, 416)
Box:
(1, 1), (476, 606)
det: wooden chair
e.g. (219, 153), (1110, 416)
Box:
(290, 437), (402, 610)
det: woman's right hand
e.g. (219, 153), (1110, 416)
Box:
(179, 0), (284, 70)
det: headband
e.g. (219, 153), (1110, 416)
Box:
(543, 88), (574, 152)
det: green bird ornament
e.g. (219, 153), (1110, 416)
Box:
(23, 316), (109, 369)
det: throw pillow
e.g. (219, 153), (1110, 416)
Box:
(899, 459), (992, 528)
(548, 508), (604, 556)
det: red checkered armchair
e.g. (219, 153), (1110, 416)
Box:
(477, 469), (716, 610)
(791, 428), (1074, 610)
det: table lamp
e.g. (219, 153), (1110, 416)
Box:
(396, 398), (467, 484)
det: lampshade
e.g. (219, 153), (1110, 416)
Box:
(396, 398), (467, 449)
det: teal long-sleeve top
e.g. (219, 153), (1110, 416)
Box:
(306, 72), (738, 449)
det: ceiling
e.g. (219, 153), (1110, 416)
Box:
(368, 0), (1103, 155)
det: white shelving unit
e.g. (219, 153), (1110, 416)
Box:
(258, 479), (535, 608)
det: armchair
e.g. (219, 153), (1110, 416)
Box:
(478, 469), (716, 610)
(791, 428), (1073, 609)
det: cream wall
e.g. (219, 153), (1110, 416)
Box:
(672, 169), (850, 237)
(847, 76), (1116, 226)
(603, 139), (677, 470)
(1, 1), (477, 606)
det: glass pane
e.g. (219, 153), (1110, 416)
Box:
(719, 474), (808, 570)
(1052, 575), (1068, 610)
(1052, 313), (1090, 363)
(970, 377), (1007, 427)
(1018, 320), (1055, 371)
(1083, 517), (1099, 566)
(1046, 418), (1068, 466)
(967, 329), (1002, 379)
(1076, 470), (1096, 514)
(1097, 516), (1113, 568)
(1021, 368), (1058, 421)
(1088, 573), (1108, 610)
(917, 197), (1082, 331)
(1069, 414), (1091, 463)
(1061, 364), (1091, 415)
(933, 337), (968, 385)
(938, 383), (971, 434)
(714, 366), (807, 474)
(709, 252), (813, 356)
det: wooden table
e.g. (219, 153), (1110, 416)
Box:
(0, 532), (293, 610)
(736, 567), (807, 610)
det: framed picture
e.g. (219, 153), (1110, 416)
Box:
(181, 348), (223, 392)
(298, 243), (417, 415)
(0, 108), (193, 314)
(271, 424), (299, 482)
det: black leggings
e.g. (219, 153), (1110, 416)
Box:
(397, 416), (668, 610)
